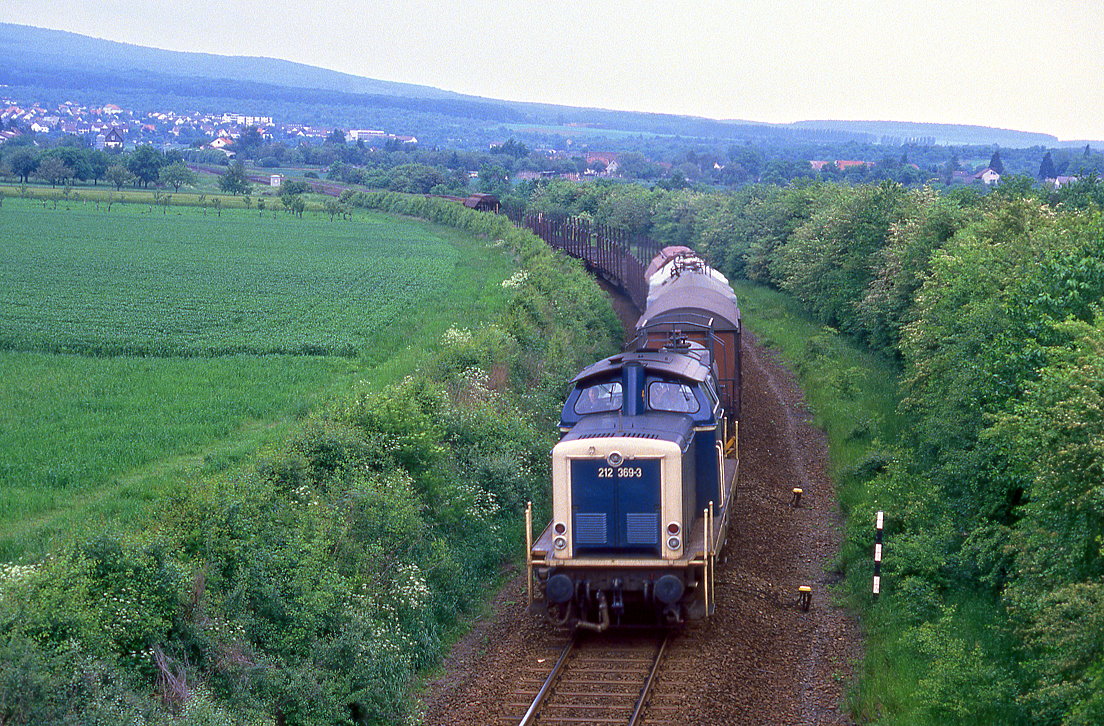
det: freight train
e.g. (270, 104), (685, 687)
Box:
(526, 246), (741, 629)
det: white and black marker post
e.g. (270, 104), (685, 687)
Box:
(873, 510), (884, 598)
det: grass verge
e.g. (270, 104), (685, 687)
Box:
(734, 280), (1019, 724)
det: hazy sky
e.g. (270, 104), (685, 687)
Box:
(4, 0), (1103, 140)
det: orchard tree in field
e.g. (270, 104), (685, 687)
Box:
(41, 147), (95, 183)
(158, 161), (197, 192)
(35, 157), (73, 187)
(323, 198), (348, 221)
(85, 149), (110, 185)
(105, 164), (136, 191)
(127, 145), (166, 188)
(279, 179), (310, 196)
(7, 148), (37, 183)
(218, 161), (252, 195)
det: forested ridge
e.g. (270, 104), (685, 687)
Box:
(507, 177), (1104, 723)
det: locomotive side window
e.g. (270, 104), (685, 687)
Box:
(702, 378), (721, 413)
(647, 381), (700, 413)
(574, 381), (624, 414)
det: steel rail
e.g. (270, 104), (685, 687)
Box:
(627, 633), (671, 726)
(518, 632), (670, 726)
(518, 634), (578, 726)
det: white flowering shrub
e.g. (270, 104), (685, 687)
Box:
(500, 269), (529, 288)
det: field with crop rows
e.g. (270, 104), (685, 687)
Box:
(1, 198), (460, 356)
(0, 196), (512, 557)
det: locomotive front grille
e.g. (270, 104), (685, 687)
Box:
(574, 513), (609, 545)
(625, 513), (660, 545)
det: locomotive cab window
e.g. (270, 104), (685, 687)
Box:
(574, 381), (623, 414)
(647, 381), (699, 413)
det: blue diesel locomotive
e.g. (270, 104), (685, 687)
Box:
(527, 248), (741, 629)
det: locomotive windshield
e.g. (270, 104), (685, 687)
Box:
(574, 381), (624, 414)
(647, 381), (699, 413)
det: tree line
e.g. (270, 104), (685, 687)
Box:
(0, 139), (199, 192)
(512, 176), (1104, 724)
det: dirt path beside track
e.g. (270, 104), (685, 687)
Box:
(420, 292), (862, 725)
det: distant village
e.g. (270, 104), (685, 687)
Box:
(0, 98), (417, 151)
(0, 97), (1086, 189)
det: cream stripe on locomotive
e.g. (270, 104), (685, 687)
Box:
(550, 436), (684, 562)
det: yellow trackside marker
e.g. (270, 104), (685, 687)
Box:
(798, 586), (812, 611)
(791, 488), (803, 507)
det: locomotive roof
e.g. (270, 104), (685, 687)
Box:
(559, 409), (696, 450)
(570, 349), (711, 385)
(638, 285), (741, 332)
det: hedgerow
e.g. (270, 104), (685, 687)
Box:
(0, 197), (620, 724)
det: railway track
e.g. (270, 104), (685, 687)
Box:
(501, 631), (683, 726)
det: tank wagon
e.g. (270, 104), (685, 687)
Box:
(527, 248), (741, 629)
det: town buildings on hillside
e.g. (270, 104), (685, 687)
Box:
(0, 97), (416, 150)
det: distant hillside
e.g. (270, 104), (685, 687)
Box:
(790, 119), (1059, 148)
(0, 23), (460, 100)
(2, 22), (1083, 150)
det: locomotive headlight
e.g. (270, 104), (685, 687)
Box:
(667, 522), (681, 536)
(554, 522), (567, 535)
(606, 451), (623, 467)
(667, 536), (681, 550)
(554, 536), (568, 550)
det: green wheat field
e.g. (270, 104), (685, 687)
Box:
(0, 195), (511, 558)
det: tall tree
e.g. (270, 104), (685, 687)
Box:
(490, 138), (529, 159)
(105, 164), (136, 191)
(989, 149), (1006, 175)
(217, 161), (252, 195)
(158, 161), (198, 192)
(7, 148), (37, 183)
(941, 155), (960, 185)
(235, 126), (264, 159)
(127, 145), (166, 188)
(35, 157), (72, 187)
(1038, 152), (1057, 180)
(85, 150), (110, 185)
